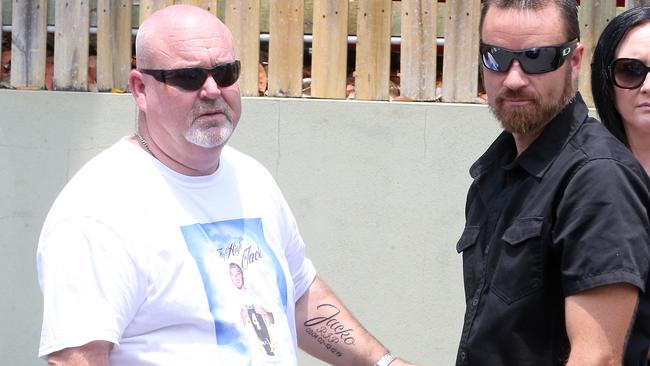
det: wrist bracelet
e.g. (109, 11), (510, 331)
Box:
(374, 351), (397, 366)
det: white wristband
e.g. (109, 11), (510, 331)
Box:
(374, 352), (397, 366)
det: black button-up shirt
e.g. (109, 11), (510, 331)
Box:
(456, 94), (650, 365)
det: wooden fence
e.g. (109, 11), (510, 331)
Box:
(0, 0), (649, 103)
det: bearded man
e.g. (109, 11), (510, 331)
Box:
(455, 1), (650, 365)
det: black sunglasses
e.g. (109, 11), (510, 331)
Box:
(609, 58), (650, 90)
(479, 39), (578, 74)
(141, 60), (241, 91)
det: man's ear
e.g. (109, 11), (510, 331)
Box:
(129, 70), (148, 112)
(571, 42), (585, 79)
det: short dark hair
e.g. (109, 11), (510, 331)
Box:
(591, 7), (650, 146)
(229, 262), (243, 273)
(479, 0), (580, 42)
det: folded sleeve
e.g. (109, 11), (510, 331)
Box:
(553, 158), (650, 296)
(268, 183), (317, 301)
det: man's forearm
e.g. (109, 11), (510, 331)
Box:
(295, 276), (415, 366)
(296, 277), (386, 364)
(565, 284), (639, 366)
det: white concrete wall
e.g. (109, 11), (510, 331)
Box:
(0, 89), (502, 365)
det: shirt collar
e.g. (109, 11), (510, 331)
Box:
(470, 92), (588, 180)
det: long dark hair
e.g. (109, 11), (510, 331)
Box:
(591, 7), (650, 146)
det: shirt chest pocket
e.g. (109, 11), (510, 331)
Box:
(492, 217), (545, 304)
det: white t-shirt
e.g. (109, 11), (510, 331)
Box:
(37, 138), (317, 365)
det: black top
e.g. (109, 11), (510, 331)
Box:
(456, 93), (650, 366)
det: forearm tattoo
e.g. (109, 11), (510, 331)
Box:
(303, 303), (356, 357)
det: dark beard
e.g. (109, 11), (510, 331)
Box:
(491, 68), (575, 135)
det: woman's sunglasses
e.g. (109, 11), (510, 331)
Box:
(479, 39), (578, 74)
(141, 60), (241, 91)
(609, 58), (650, 90)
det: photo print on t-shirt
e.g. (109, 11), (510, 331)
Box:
(182, 218), (292, 365)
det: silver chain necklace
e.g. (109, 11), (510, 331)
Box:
(134, 133), (154, 156)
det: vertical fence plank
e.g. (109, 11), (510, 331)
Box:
(400, 0), (437, 101)
(626, 0), (650, 7)
(176, 0), (219, 14)
(139, 0), (174, 24)
(311, 0), (348, 99)
(355, 0), (391, 101)
(578, 1), (616, 107)
(442, 0), (480, 102)
(268, 0), (304, 97)
(97, 0), (132, 91)
(53, 1), (90, 91)
(225, 0), (260, 97)
(11, 0), (48, 89)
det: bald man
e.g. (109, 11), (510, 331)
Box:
(36, 5), (415, 366)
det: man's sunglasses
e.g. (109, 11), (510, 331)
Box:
(609, 58), (650, 90)
(140, 60), (241, 91)
(479, 39), (578, 74)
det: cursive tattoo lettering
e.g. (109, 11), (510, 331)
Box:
(304, 303), (356, 345)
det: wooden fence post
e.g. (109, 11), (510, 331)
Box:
(400, 0), (437, 101)
(311, 0), (349, 99)
(53, 1), (90, 91)
(355, 0), (392, 101)
(268, 0), (304, 97)
(626, 0), (650, 7)
(578, 1), (616, 107)
(442, 0), (480, 103)
(97, 0), (132, 91)
(140, 0), (174, 24)
(225, 0), (260, 97)
(11, 0), (48, 89)
(176, 0), (219, 15)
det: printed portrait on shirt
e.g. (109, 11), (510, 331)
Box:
(182, 218), (290, 365)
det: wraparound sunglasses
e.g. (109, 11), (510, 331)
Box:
(609, 58), (650, 90)
(140, 60), (241, 91)
(480, 39), (578, 74)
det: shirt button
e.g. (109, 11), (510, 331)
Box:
(460, 351), (467, 362)
(471, 297), (479, 307)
